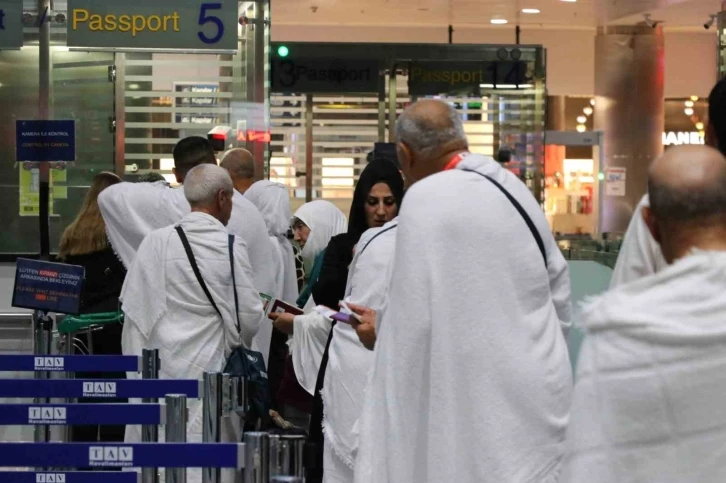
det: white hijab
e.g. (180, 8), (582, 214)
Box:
(289, 200), (347, 395)
(293, 200), (347, 265)
(245, 181), (298, 302)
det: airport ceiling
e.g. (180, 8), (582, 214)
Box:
(272, 0), (724, 31)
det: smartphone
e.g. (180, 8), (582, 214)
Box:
(339, 300), (361, 322)
(314, 306), (360, 326)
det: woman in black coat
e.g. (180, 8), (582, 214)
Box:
(58, 171), (127, 444)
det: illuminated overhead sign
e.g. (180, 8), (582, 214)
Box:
(0, 0), (23, 50)
(662, 131), (705, 146)
(408, 61), (531, 96)
(66, 0), (238, 51)
(271, 58), (380, 94)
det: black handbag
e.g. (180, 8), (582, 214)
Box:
(175, 226), (270, 429)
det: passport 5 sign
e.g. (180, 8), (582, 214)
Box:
(67, 0), (237, 51)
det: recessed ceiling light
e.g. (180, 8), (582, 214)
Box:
(522, 8), (540, 14)
(561, 0), (577, 3)
(491, 18), (508, 24)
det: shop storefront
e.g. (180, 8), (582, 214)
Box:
(544, 95), (708, 235)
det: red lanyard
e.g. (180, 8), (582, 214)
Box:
(444, 152), (470, 171)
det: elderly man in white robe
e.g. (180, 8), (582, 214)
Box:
(98, 136), (278, 300)
(322, 217), (398, 483)
(611, 77), (726, 287)
(121, 164), (264, 483)
(561, 145), (726, 483)
(348, 100), (573, 483)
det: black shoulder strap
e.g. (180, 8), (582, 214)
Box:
(228, 234), (241, 334)
(175, 225), (223, 320)
(462, 169), (548, 268)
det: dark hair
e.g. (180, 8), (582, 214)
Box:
(137, 172), (166, 183)
(708, 78), (726, 156)
(172, 136), (216, 179)
(649, 168), (726, 223)
(347, 158), (405, 244)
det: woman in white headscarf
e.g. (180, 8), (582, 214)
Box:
(270, 200), (347, 426)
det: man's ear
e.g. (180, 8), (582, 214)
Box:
(642, 206), (661, 245)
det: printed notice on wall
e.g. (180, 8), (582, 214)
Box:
(604, 167), (626, 197)
(12, 259), (85, 314)
(16, 120), (76, 162)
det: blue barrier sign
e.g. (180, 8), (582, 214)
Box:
(0, 443), (243, 469)
(0, 354), (140, 372)
(13, 259), (85, 315)
(0, 472), (137, 483)
(16, 120), (76, 162)
(0, 403), (162, 426)
(0, 379), (200, 399)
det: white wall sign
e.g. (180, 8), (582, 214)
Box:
(604, 167), (626, 197)
(662, 131), (704, 146)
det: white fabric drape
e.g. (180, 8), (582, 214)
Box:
(99, 182), (278, 298)
(245, 181), (299, 363)
(323, 219), (398, 483)
(610, 194), (667, 288)
(354, 153), (572, 483)
(120, 212), (264, 483)
(561, 250), (726, 483)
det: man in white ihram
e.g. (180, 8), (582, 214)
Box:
(98, 136), (278, 306)
(561, 145), (726, 483)
(351, 100), (573, 483)
(121, 164), (264, 483)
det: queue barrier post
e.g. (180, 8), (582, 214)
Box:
(165, 394), (188, 483)
(243, 432), (269, 483)
(269, 434), (306, 480)
(33, 310), (53, 447)
(142, 349), (161, 483)
(202, 372), (222, 483)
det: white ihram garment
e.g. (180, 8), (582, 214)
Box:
(561, 250), (726, 483)
(609, 194), (667, 288)
(120, 212), (264, 483)
(245, 181), (299, 364)
(323, 219), (398, 483)
(354, 153), (573, 483)
(98, 182), (278, 299)
(288, 200), (347, 394)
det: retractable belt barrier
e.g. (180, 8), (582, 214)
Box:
(0, 403), (163, 426)
(0, 378), (201, 399)
(0, 471), (138, 483)
(0, 354), (141, 372)
(0, 443), (246, 469)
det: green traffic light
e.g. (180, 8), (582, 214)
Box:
(277, 45), (289, 58)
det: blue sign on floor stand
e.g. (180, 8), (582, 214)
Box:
(0, 379), (200, 399)
(0, 443), (244, 469)
(0, 471), (138, 483)
(0, 354), (141, 373)
(0, 403), (162, 426)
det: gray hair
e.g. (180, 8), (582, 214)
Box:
(220, 148), (255, 180)
(183, 164), (234, 206)
(395, 102), (467, 158)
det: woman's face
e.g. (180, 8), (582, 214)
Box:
(292, 218), (311, 248)
(365, 182), (398, 228)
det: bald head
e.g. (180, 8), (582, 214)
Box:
(645, 145), (726, 262)
(395, 100), (468, 185)
(220, 149), (255, 194)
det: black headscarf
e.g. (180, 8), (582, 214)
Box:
(346, 158), (405, 245)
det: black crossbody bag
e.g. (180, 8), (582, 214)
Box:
(175, 226), (270, 429)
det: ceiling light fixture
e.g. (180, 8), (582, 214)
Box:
(696, 122), (705, 130)
(685, 108), (694, 116)
(522, 8), (540, 14)
(590, 99), (596, 106)
(577, 116), (587, 124)
(490, 18), (508, 24)
(560, 0), (577, 3)
(583, 107), (593, 116)
(691, 95), (699, 102)
(685, 100), (694, 107)
(576, 124), (586, 133)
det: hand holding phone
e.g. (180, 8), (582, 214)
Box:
(314, 305), (360, 326)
